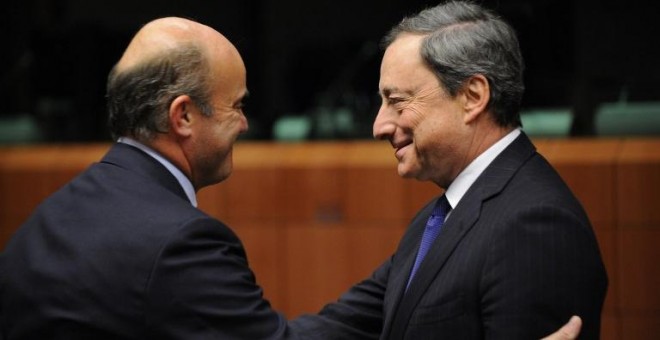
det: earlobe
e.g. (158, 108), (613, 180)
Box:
(169, 95), (194, 137)
(463, 75), (490, 124)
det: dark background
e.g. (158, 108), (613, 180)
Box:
(1, 0), (658, 142)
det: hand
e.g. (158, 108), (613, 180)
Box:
(541, 316), (582, 340)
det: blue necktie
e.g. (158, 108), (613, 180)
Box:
(406, 195), (451, 290)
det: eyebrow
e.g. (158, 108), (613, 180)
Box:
(379, 86), (415, 98)
(379, 87), (397, 98)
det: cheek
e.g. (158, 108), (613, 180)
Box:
(222, 114), (244, 135)
(411, 115), (455, 166)
(402, 105), (426, 127)
(411, 115), (440, 148)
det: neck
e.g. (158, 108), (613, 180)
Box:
(456, 119), (515, 182)
(141, 135), (194, 187)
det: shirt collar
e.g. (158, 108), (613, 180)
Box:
(444, 128), (521, 209)
(117, 137), (197, 207)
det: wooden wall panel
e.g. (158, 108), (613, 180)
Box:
(617, 139), (660, 228)
(344, 167), (407, 225)
(616, 139), (660, 340)
(223, 143), (350, 223)
(598, 229), (623, 340)
(282, 223), (403, 318)
(617, 230), (660, 311)
(220, 167), (286, 222)
(547, 139), (620, 306)
(229, 221), (286, 314)
(543, 139), (621, 339)
(197, 185), (226, 219)
(2, 139), (660, 337)
(282, 167), (346, 223)
(620, 313), (660, 340)
(601, 313), (623, 340)
(531, 139), (557, 158)
(344, 141), (443, 224)
(545, 139), (620, 231)
(0, 144), (107, 247)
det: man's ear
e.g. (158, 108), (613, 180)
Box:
(169, 95), (194, 137)
(462, 74), (490, 124)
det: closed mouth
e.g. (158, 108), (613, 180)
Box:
(393, 140), (412, 160)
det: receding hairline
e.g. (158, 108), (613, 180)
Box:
(115, 17), (231, 74)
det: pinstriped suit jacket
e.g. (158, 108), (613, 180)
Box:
(291, 132), (607, 339)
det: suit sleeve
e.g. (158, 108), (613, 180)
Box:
(287, 257), (390, 340)
(480, 202), (607, 339)
(144, 216), (288, 340)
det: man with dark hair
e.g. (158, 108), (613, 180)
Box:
(0, 17), (280, 339)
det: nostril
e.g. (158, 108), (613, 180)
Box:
(373, 127), (384, 140)
(374, 132), (387, 141)
(373, 121), (395, 141)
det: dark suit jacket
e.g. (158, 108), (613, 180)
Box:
(293, 132), (608, 339)
(0, 143), (289, 339)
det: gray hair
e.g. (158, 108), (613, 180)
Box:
(382, 1), (524, 127)
(106, 44), (214, 141)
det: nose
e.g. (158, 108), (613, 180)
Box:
(372, 104), (395, 141)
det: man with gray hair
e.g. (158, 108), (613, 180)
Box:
(294, 1), (607, 338)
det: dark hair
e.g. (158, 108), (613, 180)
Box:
(106, 44), (214, 141)
(382, 1), (524, 127)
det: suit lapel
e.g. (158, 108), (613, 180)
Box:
(385, 195), (482, 339)
(384, 133), (537, 339)
(380, 200), (438, 338)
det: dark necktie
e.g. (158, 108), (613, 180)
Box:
(406, 195), (451, 290)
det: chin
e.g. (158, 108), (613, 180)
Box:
(200, 170), (232, 188)
(216, 170), (232, 184)
(397, 165), (418, 179)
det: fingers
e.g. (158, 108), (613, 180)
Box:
(541, 315), (582, 340)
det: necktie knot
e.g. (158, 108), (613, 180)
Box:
(432, 195), (451, 218)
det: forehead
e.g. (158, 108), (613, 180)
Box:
(379, 34), (439, 94)
(209, 45), (247, 100)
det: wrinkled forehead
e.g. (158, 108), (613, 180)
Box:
(379, 34), (439, 92)
(382, 33), (425, 65)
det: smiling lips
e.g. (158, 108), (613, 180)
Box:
(394, 141), (412, 160)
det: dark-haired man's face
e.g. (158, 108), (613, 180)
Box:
(188, 50), (249, 189)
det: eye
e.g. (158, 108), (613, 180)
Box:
(387, 97), (410, 115)
(387, 97), (405, 105)
(235, 92), (249, 112)
(234, 101), (246, 113)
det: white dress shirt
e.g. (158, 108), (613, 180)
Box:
(444, 128), (521, 211)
